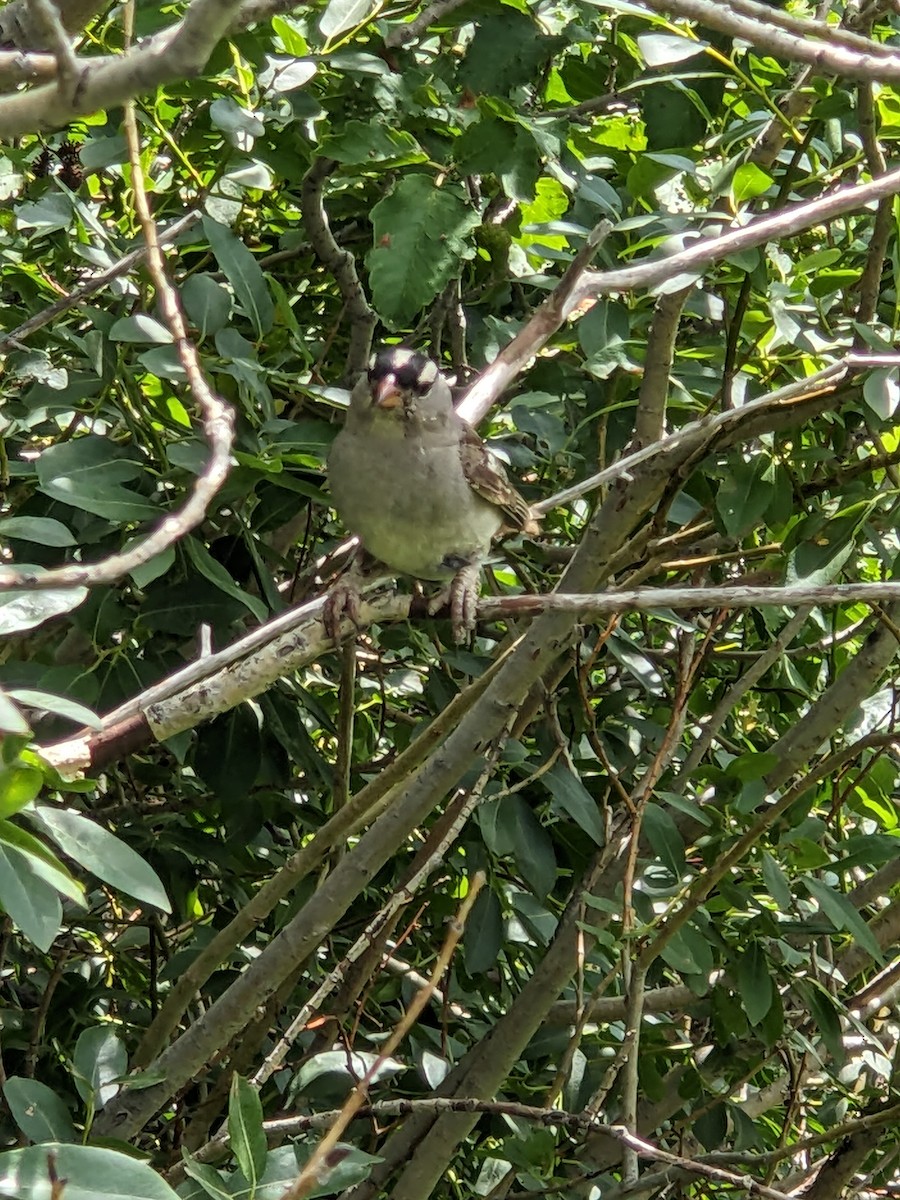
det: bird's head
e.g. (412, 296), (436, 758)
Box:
(365, 348), (444, 416)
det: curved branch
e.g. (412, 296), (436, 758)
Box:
(0, 0), (245, 138)
(461, 169), (900, 422)
(301, 157), (376, 381)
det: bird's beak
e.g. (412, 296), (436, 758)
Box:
(373, 374), (403, 408)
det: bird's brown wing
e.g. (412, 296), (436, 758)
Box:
(457, 419), (541, 535)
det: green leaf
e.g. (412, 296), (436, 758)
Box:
(182, 1155), (233, 1199)
(464, 888), (504, 975)
(731, 162), (773, 204)
(3, 1078), (77, 1143)
(209, 98), (265, 143)
(73, 1026), (128, 1109)
(803, 876), (883, 963)
(109, 314), (173, 344)
(786, 504), (871, 586)
(202, 215), (274, 337)
(0, 516), (76, 547)
(367, 176), (479, 326)
(29, 806), (171, 912)
(863, 368), (900, 419)
(319, 0), (378, 37)
(183, 537), (268, 621)
(319, 120), (423, 165)
(0, 584), (88, 635)
(0, 694), (30, 735)
(799, 980), (845, 1067)
(541, 763), (605, 845)
(258, 55), (317, 93)
(181, 274), (233, 338)
(293, 1050), (403, 1091)
(0, 821), (84, 903)
(716, 457), (773, 538)
(8, 689), (100, 729)
(693, 1102), (727, 1152)
(459, 9), (557, 95)
(16, 192), (73, 233)
(0, 1144), (179, 1199)
(659, 922), (714, 976)
(229, 1074), (266, 1188)
(737, 942), (773, 1025)
(35, 435), (159, 521)
(761, 851), (792, 910)
(0, 763), (42, 817)
(638, 32), (706, 67)
(642, 803), (685, 878)
(503, 794), (557, 897)
(193, 707), (263, 805)
(0, 845), (62, 950)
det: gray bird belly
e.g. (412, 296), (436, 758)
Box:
(329, 431), (501, 580)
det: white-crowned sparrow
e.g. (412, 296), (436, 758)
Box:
(327, 347), (539, 641)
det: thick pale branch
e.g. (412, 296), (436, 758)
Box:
(459, 169), (900, 421)
(482, 581), (900, 616)
(637, 0), (900, 81)
(0, 0), (244, 138)
(0, 0), (106, 48)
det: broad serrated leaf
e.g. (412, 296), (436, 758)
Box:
(319, 120), (423, 165)
(367, 176), (479, 326)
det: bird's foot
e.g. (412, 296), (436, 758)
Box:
(428, 562), (481, 644)
(324, 580), (360, 643)
(324, 556), (368, 642)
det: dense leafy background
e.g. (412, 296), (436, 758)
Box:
(0, 0), (899, 1197)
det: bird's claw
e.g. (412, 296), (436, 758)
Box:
(428, 563), (481, 644)
(324, 579), (362, 642)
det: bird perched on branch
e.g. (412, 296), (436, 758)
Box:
(327, 347), (539, 642)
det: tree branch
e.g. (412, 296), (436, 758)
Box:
(301, 156), (376, 382)
(0, 0), (245, 138)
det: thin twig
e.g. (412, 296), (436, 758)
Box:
(0, 125), (231, 595)
(302, 157), (376, 382)
(0, 210), (201, 354)
(276, 875), (486, 1200)
(384, 0), (469, 47)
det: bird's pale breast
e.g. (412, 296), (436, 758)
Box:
(328, 417), (502, 580)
